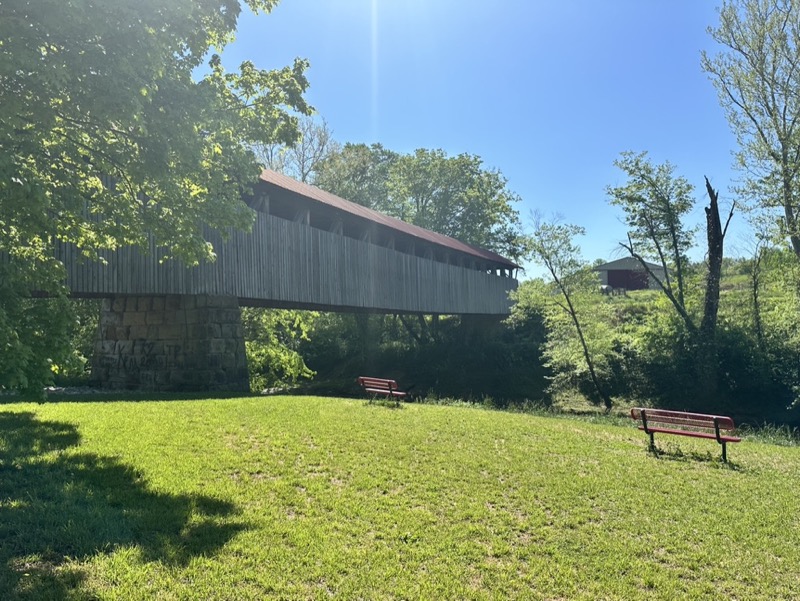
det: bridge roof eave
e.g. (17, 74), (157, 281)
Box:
(258, 169), (520, 271)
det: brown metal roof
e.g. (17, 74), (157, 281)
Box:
(259, 169), (519, 269)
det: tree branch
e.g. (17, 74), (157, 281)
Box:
(620, 239), (696, 333)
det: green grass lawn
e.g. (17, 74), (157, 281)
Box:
(1, 396), (798, 600)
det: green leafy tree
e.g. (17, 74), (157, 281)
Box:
(388, 149), (526, 261)
(607, 153), (734, 339)
(608, 153), (741, 408)
(525, 216), (613, 409)
(242, 308), (317, 392)
(702, 0), (800, 259)
(743, 222), (778, 348)
(315, 143), (399, 212)
(0, 0), (311, 392)
(53, 299), (103, 385)
(0, 263), (72, 392)
(746, 246), (800, 406)
(511, 278), (619, 407)
(316, 145), (526, 262)
(607, 152), (697, 328)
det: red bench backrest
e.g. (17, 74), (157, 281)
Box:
(357, 376), (399, 390)
(630, 408), (736, 431)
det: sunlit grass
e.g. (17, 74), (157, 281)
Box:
(1, 396), (799, 599)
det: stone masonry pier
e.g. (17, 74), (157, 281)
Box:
(92, 295), (249, 391)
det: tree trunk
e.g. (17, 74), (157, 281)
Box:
(751, 249), (765, 349)
(354, 313), (377, 371)
(697, 177), (735, 407)
(555, 277), (613, 410)
(398, 314), (423, 345)
(667, 221), (687, 308)
(785, 205), (800, 260)
(700, 177), (725, 337)
(416, 314), (432, 343)
(781, 159), (800, 260)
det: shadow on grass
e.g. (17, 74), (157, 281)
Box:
(641, 442), (743, 471)
(364, 398), (406, 410)
(0, 411), (247, 600)
(0, 390), (262, 405)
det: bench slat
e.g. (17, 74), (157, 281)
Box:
(646, 415), (727, 426)
(645, 418), (735, 431)
(637, 426), (741, 443)
(359, 379), (398, 387)
(364, 387), (406, 397)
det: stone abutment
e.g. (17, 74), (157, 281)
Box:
(92, 295), (249, 392)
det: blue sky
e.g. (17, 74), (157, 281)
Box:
(222, 1), (744, 273)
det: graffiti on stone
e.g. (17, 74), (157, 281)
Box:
(95, 294), (248, 391)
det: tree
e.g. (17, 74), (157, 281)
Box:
(316, 146), (527, 262)
(526, 215), (613, 409)
(0, 0), (311, 392)
(241, 308), (317, 392)
(388, 149), (526, 261)
(607, 152), (734, 340)
(608, 153), (735, 406)
(702, 0), (800, 259)
(607, 152), (696, 329)
(255, 116), (339, 183)
(701, 177), (735, 337)
(742, 220), (777, 349)
(0, 263), (72, 392)
(315, 143), (399, 212)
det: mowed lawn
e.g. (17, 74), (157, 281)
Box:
(1, 397), (798, 600)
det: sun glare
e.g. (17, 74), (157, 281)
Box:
(371, 0), (379, 140)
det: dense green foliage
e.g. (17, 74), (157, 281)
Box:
(0, 288), (71, 393)
(241, 308), (317, 392)
(601, 155), (736, 409)
(0, 0), (310, 392)
(513, 257), (800, 425)
(510, 278), (618, 407)
(316, 143), (528, 262)
(607, 151), (696, 325)
(314, 142), (398, 210)
(524, 217), (613, 408)
(299, 312), (548, 406)
(50, 299), (102, 386)
(1, 396), (799, 599)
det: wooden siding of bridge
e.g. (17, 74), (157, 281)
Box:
(57, 212), (516, 315)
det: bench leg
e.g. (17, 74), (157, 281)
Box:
(721, 442), (727, 463)
(648, 432), (655, 452)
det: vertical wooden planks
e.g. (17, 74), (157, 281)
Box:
(57, 212), (516, 315)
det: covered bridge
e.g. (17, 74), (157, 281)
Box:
(594, 257), (665, 291)
(56, 170), (520, 391)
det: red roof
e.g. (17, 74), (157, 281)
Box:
(259, 169), (519, 269)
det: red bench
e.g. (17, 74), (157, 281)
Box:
(630, 407), (741, 462)
(357, 376), (407, 403)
